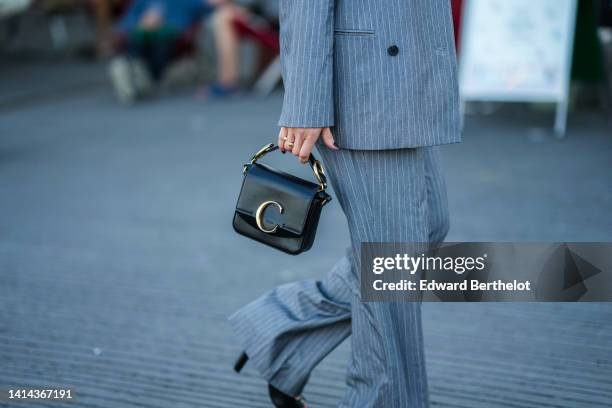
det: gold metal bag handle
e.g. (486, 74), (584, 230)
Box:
(246, 143), (328, 191)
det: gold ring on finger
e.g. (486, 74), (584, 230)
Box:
(286, 142), (294, 147)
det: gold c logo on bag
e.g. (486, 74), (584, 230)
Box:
(255, 201), (283, 233)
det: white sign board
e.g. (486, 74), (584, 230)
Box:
(459, 0), (578, 136)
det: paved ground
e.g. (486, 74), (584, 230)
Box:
(1, 60), (612, 408)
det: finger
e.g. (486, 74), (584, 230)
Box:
(321, 127), (338, 150)
(291, 128), (306, 156)
(278, 127), (288, 152)
(285, 128), (296, 151)
(299, 131), (319, 163)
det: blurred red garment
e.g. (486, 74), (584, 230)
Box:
(451, 0), (464, 50)
(231, 16), (279, 54)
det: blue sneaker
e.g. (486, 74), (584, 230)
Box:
(198, 82), (240, 99)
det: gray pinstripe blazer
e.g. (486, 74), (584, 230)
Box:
(278, 0), (461, 150)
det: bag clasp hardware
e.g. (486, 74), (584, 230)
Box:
(255, 200), (284, 234)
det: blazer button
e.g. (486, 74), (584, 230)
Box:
(387, 45), (399, 56)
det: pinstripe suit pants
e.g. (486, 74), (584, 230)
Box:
(229, 146), (449, 407)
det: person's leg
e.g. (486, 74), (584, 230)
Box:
(211, 5), (241, 88)
(425, 146), (450, 245)
(109, 30), (144, 103)
(109, 31), (155, 99)
(127, 30), (176, 82)
(229, 146), (446, 405)
(228, 253), (353, 396)
(316, 147), (430, 408)
(88, 0), (113, 57)
(146, 34), (176, 81)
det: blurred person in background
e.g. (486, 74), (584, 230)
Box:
(109, 0), (217, 103)
(109, 0), (280, 104)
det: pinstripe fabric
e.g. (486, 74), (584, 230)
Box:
(229, 146), (449, 407)
(278, 0), (336, 128)
(278, 0), (461, 149)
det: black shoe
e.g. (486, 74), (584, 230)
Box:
(268, 383), (307, 408)
(234, 352), (307, 408)
(234, 351), (249, 373)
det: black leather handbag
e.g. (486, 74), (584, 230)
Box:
(233, 143), (332, 255)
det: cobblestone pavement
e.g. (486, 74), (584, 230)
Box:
(1, 62), (611, 407)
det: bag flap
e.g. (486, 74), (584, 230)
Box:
(236, 163), (320, 235)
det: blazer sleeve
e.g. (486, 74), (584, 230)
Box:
(278, 0), (335, 128)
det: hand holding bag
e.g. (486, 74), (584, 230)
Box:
(233, 143), (332, 255)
